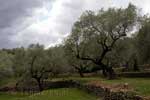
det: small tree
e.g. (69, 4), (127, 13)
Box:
(26, 44), (52, 91)
(12, 44), (52, 91)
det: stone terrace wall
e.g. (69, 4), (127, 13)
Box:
(71, 80), (147, 100)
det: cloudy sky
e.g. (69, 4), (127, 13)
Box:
(0, 0), (150, 48)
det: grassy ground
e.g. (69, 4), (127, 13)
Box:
(0, 88), (98, 100)
(0, 92), (26, 100)
(66, 77), (150, 96)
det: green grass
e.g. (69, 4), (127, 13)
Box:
(0, 88), (98, 100)
(0, 92), (27, 100)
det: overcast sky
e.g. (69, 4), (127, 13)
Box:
(0, 0), (149, 48)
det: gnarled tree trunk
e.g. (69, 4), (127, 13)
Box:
(36, 78), (43, 91)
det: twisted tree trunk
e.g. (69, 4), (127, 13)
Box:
(36, 78), (43, 91)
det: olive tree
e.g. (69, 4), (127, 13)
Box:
(26, 44), (53, 91)
(136, 18), (150, 64)
(12, 44), (53, 91)
(47, 45), (69, 77)
(65, 4), (138, 79)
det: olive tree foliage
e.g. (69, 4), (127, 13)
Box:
(136, 18), (150, 64)
(110, 37), (139, 71)
(12, 47), (27, 78)
(65, 4), (138, 79)
(47, 45), (70, 77)
(0, 50), (14, 79)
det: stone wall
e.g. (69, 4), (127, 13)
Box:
(71, 80), (146, 100)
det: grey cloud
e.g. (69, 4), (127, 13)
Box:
(0, 0), (149, 48)
(0, 0), (43, 28)
(12, 32), (64, 48)
(0, 0), (43, 48)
